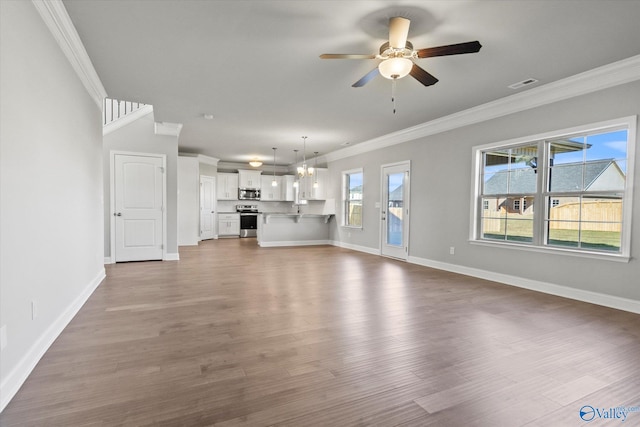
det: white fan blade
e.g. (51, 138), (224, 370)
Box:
(389, 17), (410, 49)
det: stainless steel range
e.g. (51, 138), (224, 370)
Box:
(236, 204), (259, 238)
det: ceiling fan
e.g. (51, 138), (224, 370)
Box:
(320, 17), (482, 88)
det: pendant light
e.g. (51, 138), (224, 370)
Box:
(271, 148), (278, 187)
(313, 152), (319, 188)
(293, 150), (299, 188)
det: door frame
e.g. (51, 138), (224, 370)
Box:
(380, 160), (411, 260)
(199, 175), (217, 240)
(109, 150), (167, 263)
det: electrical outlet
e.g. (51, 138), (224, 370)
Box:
(449, 246), (455, 255)
(348, 232), (351, 238)
(31, 301), (37, 320)
(1, 325), (7, 350)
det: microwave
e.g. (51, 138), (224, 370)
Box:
(238, 188), (261, 200)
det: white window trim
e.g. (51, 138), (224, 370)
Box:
(469, 115), (636, 262)
(342, 168), (364, 229)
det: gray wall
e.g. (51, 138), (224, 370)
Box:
(329, 80), (640, 302)
(1, 0), (104, 408)
(103, 113), (179, 257)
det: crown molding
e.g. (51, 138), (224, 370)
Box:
(196, 154), (219, 166)
(32, 0), (107, 108)
(179, 153), (220, 166)
(154, 121), (183, 137)
(325, 54), (640, 163)
(217, 161), (293, 174)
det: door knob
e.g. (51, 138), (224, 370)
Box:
(114, 212), (122, 216)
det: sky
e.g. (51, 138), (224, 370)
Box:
(349, 172), (363, 190)
(558, 129), (628, 169)
(484, 129), (628, 176)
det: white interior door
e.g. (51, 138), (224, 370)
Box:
(200, 175), (216, 240)
(381, 162), (410, 260)
(114, 154), (164, 262)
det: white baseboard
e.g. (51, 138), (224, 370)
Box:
(164, 252), (180, 261)
(0, 268), (106, 413)
(331, 240), (380, 256)
(103, 256), (113, 264)
(407, 256), (640, 314)
(259, 240), (332, 248)
(328, 241), (640, 313)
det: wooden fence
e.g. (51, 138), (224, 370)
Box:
(549, 200), (621, 231)
(482, 200), (622, 233)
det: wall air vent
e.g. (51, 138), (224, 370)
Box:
(508, 78), (539, 90)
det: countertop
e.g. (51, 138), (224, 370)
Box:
(259, 212), (334, 223)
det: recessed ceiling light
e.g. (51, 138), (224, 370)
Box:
(508, 78), (539, 90)
(203, 114), (214, 120)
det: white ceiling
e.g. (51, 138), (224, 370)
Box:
(63, 0), (640, 166)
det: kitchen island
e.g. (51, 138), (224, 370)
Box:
(257, 213), (333, 247)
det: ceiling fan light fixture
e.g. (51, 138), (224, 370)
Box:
(378, 57), (413, 80)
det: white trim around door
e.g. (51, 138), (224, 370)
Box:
(380, 161), (411, 260)
(109, 150), (167, 262)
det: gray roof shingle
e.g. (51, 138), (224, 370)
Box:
(483, 159), (617, 194)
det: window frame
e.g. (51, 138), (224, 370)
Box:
(342, 168), (364, 229)
(470, 116), (636, 261)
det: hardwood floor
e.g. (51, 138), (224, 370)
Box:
(2, 239), (639, 426)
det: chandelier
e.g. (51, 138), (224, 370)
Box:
(297, 136), (314, 178)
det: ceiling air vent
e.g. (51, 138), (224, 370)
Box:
(508, 78), (539, 90)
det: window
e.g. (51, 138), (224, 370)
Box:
(343, 169), (363, 228)
(472, 117), (635, 258)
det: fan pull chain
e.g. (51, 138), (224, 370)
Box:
(391, 78), (397, 114)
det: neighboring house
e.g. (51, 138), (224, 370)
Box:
(349, 184), (363, 200)
(483, 159), (626, 214)
(388, 184), (403, 207)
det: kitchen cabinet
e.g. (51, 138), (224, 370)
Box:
(260, 175), (296, 202)
(218, 213), (240, 237)
(299, 168), (328, 201)
(283, 175), (295, 201)
(260, 175), (283, 201)
(217, 173), (239, 200)
(238, 169), (262, 189)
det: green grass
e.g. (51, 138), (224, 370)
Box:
(482, 215), (621, 252)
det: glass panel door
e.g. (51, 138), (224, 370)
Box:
(381, 162), (410, 259)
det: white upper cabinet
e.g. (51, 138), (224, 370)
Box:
(238, 169), (262, 189)
(299, 168), (327, 201)
(260, 175), (296, 202)
(260, 175), (283, 201)
(283, 175), (295, 201)
(217, 172), (239, 200)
